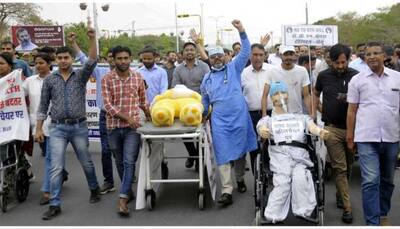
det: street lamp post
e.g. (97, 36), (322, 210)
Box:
(177, 13), (203, 41)
(79, 3), (109, 56)
(218, 28), (233, 46)
(209, 16), (223, 45)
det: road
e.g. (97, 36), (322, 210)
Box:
(1, 141), (400, 226)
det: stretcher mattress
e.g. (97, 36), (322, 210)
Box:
(137, 120), (201, 135)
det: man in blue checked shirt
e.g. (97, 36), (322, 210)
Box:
(36, 27), (101, 220)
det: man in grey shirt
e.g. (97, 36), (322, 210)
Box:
(172, 41), (210, 170)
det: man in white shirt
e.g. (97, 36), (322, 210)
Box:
(268, 44), (282, 66)
(241, 43), (278, 173)
(261, 45), (312, 116)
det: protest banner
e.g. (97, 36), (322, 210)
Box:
(0, 70), (30, 144)
(86, 77), (100, 141)
(282, 25), (338, 46)
(11, 25), (64, 52)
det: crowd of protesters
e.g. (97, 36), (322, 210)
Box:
(1, 19), (400, 226)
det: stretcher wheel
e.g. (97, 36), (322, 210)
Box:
(318, 208), (324, 226)
(14, 168), (29, 202)
(0, 194), (7, 212)
(146, 190), (156, 211)
(161, 161), (169, 179)
(198, 192), (205, 210)
(255, 209), (262, 226)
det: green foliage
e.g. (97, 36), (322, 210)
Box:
(0, 3), (55, 40)
(314, 3), (400, 47)
(65, 22), (182, 59)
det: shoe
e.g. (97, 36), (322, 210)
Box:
(380, 217), (391, 226)
(237, 181), (247, 193)
(185, 158), (194, 168)
(89, 187), (101, 203)
(42, 206), (61, 220)
(127, 189), (135, 203)
(99, 183), (115, 195)
(62, 170), (69, 184)
(336, 196), (343, 209)
(218, 193), (233, 206)
(118, 198), (130, 217)
(28, 172), (35, 181)
(342, 211), (353, 224)
(39, 195), (50, 205)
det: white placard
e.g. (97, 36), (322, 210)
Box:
(0, 70), (30, 144)
(85, 77), (100, 142)
(282, 25), (338, 46)
(271, 119), (304, 143)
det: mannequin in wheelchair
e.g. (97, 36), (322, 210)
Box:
(256, 81), (330, 223)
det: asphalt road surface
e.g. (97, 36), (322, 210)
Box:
(1, 141), (400, 226)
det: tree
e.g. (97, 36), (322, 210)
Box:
(0, 3), (55, 40)
(314, 3), (400, 47)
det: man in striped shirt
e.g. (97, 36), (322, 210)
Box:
(102, 46), (150, 216)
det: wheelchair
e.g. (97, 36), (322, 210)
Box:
(0, 141), (30, 212)
(253, 135), (325, 226)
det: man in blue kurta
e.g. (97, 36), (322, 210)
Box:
(200, 19), (257, 206)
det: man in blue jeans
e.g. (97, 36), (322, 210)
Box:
(69, 33), (117, 194)
(347, 41), (400, 226)
(102, 45), (150, 216)
(35, 27), (101, 220)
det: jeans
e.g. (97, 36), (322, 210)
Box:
(357, 142), (399, 226)
(49, 121), (99, 206)
(41, 137), (50, 193)
(99, 110), (114, 185)
(248, 110), (262, 174)
(108, 127), (141, 198)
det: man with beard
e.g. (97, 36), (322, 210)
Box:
(314, 44), (358, 224)
(349, 43), (369, 73)
(102, 45), (150, 216)
(15, 27), (38, 52)
(261, 46), (312, 116)
(200, 19), (257, 206)
(347, 42), (400, 226)
(172, 41), (210, 170)
(138, 46), (168, 104)
(69, 33), (120, 195)
(163, 51), (177, 88)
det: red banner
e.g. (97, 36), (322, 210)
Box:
(11, 25), (65, 52)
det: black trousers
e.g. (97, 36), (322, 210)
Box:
(248, 110), (271, 174)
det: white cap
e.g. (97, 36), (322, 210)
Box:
(279, 45), (295, 54)
(208, 46), (224, 56)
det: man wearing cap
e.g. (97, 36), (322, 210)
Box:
(261, 45), (312, 116)
(200, 19), (257, 206)
(172, 41), (210, 171)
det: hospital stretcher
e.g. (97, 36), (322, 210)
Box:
(136, 121), (206, 210)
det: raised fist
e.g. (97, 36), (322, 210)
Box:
(231, 19), (244, 33)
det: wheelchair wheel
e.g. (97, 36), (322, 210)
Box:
(253, 154), (261, 208)
(14, 168), (30, 202)
(0, 193), (7, 212)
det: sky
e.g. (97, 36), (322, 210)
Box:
(6, 0), (400, 47)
